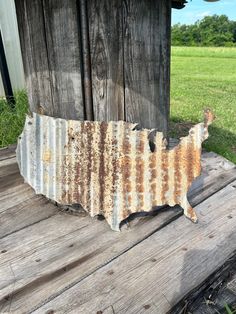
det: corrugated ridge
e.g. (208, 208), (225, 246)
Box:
(17, 113), (209, 231)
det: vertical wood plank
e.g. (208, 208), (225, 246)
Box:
(88, 0), (124, 121)
(79, 0), (94, 120)
(159, 0), (171, 135)
(123, 0), (171, 134)
(42, 0), (85, 120)
(15, 0), (53, 115)
(15, 0), (85, 120)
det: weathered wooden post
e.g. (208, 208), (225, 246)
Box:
(15, 0), (173, 135)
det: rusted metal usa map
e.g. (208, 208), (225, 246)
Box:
(17, 110), (214, 231)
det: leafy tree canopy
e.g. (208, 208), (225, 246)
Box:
(172, 15), (236, 46)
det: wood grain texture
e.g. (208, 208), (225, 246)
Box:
(124, 0), (171, 133)
(15, 0), (85, 120)
(171, 254), (236, 314)
(0, 145), (16, 161)
(15, 0), (54, 115)
(0, 184), (33, 213)
(0, 159), (57, 237)
(0, 213), (92, 306)
(32, 180), (236, 314)
(79, 0), (94, 120)
(0, 158), (18, 177)
(188, 151), (236, 206)
(0, 153), (236, 313)
(88, 0), (124, 121)
(15, 0), (171, 130)
(0, 171), (23, 193)
(42, 0), (85, 119)
(0, 195), (57, 239)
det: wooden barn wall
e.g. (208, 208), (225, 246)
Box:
(87, 0), (125, 122)
(123, 0), (171, 132)
(15, 0), (85, 120)
(15, 0), (171, 134)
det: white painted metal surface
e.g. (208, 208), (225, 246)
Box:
(0, 0), (25, 96)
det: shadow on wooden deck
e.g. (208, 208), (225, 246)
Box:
(171, 249), (236, 314)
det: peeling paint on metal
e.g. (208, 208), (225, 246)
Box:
(16, 110), (214, 231)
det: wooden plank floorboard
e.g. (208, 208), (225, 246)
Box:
(171, 253), (236, 314)
(32, 181), (236, 314)
(188, 152), (236, 206)
(0, 157), (18, 177)
(0, 195), (57, 239)
(0, 145), (16, 161)
(0, 172), (23, 194)
(0, 153), (235, 313)
(0, 160), (58, 237)
(0, 184), (34, 213)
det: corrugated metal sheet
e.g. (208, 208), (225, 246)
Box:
(16, 110), (214, 231)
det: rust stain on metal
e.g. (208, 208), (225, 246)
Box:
(16, 110), (214, 231)
(42, 149), (52, 163)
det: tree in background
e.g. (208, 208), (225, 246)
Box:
(172, 15), (236, 46)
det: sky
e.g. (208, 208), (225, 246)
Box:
(172, 0), (236, 25)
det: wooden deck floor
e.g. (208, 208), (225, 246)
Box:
(0, 145), (236, 314)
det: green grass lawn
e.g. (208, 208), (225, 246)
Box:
(170, 46), (236, 164)
(0, 90), (28, 148)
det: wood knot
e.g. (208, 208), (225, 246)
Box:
(143, 304), (151, 310)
